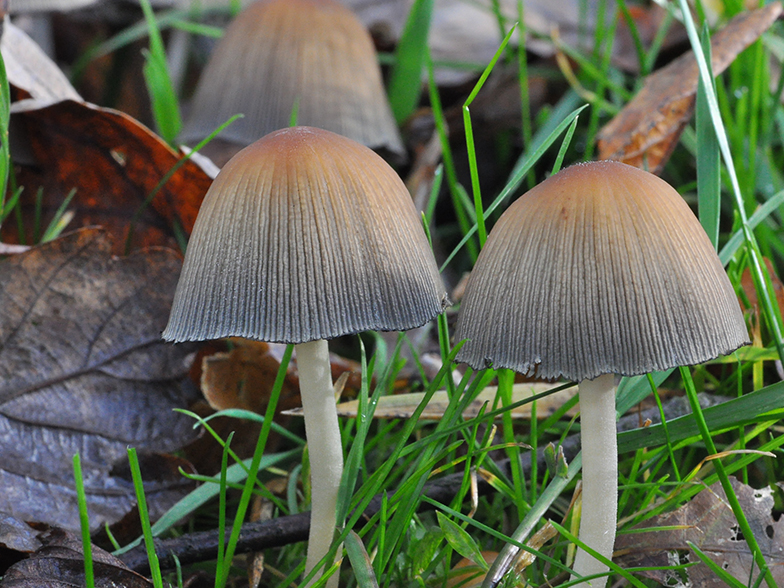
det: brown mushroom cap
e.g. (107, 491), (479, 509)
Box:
(179, 0), (404, 157)
(454, 160), (749, 381)
(164, 126), (446, 344)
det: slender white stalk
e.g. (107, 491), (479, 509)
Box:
(571, 373), (617, 588)
(296, 339), (343, 588)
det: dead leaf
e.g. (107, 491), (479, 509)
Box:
(597, 3), (782, 173)
(740, 257), (784, 316)
(201, 338), (363, 413)
(9, 99), (213, 253)
(0, 514), (41, 555)
(446, 552), (498, 588)
(0, 228), (199, 531)
(0, 527), (152, 588)
(614, 478), (784, 586)
(201, 339), (300, 414)
(1, 22), (81, 102)
(286, 382), (578, 420)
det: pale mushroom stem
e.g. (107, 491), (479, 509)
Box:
(296, 339), (343, 588)
(571, 373), (617, 588)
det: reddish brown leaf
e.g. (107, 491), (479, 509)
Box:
(0, 228), (198, 531)
(10, 99), (212, 253)
(597, 3), (782, 172)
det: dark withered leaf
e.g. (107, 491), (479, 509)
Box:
(0, 514), (41, 554)
(615, 478), (784, 586)
(0, 527), (152, 588)
(0, 228), (198, 531)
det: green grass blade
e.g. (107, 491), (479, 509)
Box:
(0, 48), (9, 220)
(388, 0), (434, 124)
(139, 0), (182, 144)
(427, 56), (478, 261)
(464, 24), (517, 247)
(687, 541), (748, 588)
(346, 531), (379, 588)
(696, 23), (721, 250)
(618, 379), (784, 453)
(437, 512), (488, 570)
(127, 448), (164, 588)
(73, 453), (95, 588)
(214, 431), (234, 588)
(551, 112), (580, 175)
(719, 188), (784, 265)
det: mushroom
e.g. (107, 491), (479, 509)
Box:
(453, 160), (749, 587)
(179, 0), (404, 163)
(163, 126), (446, 587)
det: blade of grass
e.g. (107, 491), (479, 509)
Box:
(139, 0), (182, 144)
(388, 0), (434, 124)
(427, 56), (478, 262)
(0, 49), (9, 225)
(687, 541), (748, 587)
(696, 23), (720, 250)
(551, 112), (580, 175)
(618, 379), (784, 453)
(516, 1), (534, 189)
(463, 24), (517, 247)
(127, 447), (164, 588)
(719, 188), (784, 264)
(346, 531), (379, 588)
(214, 431), (234, 588)
(73, 453), (95, 588)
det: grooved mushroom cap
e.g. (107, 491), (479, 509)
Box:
(163, 127), (447, 344)
(179, 0), (404, 157)
(454, 160), (749, 381)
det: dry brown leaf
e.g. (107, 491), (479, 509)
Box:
(597, 3), (782, 172)
(0, 527), (152, 588)
(289, 382), (578, 420)
(201, 338), (363, 414)
(614, 478), (784, 586)
(1, 22), (81, 102)
(0, 514), (41, 556)
(9, 99), (213, 253)
(0, 228), (199, 531)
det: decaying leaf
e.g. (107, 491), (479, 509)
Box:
(597, 3), (782, 172)
(0, 527), (152, 588)
(0, 228), (199, 531)
(0, 513), (41, 556)
(614, 478), (784, 586)
(287, 382), (578, 420)
(1, 22), (81, 102)
(10, 99), (213, 253)
(201, 338), (363, 413)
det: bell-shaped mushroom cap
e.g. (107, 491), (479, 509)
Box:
(164, 127), (446, 344)
(179, 0), (404, 158)
(454, 160), (749, 381)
